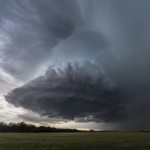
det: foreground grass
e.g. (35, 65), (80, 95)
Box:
(0, 132), (150, 150)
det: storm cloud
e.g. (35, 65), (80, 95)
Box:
(5, 61), (126, 122)
(0, 0), (82, 80)
(2, 0), (150, 129)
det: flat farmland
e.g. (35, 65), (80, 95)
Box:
(0, 132), (150, 150)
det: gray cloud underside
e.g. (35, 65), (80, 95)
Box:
(0, 0), (82, 80)
(5, 61), (126, 122)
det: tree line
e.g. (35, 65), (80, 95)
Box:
(0, 122), (78, 132)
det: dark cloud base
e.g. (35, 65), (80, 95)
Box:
(5, 61), (126, 123)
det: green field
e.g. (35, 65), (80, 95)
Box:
(0, 132), (150, 150)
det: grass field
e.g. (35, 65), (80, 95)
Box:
(0, 132), (150, 150)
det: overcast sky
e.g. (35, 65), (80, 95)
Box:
(1, 0), (150, 130)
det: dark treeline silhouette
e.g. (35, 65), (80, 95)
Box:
(0, 122), (79, 132)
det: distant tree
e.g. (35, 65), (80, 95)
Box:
(0, 122), (79, 132)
